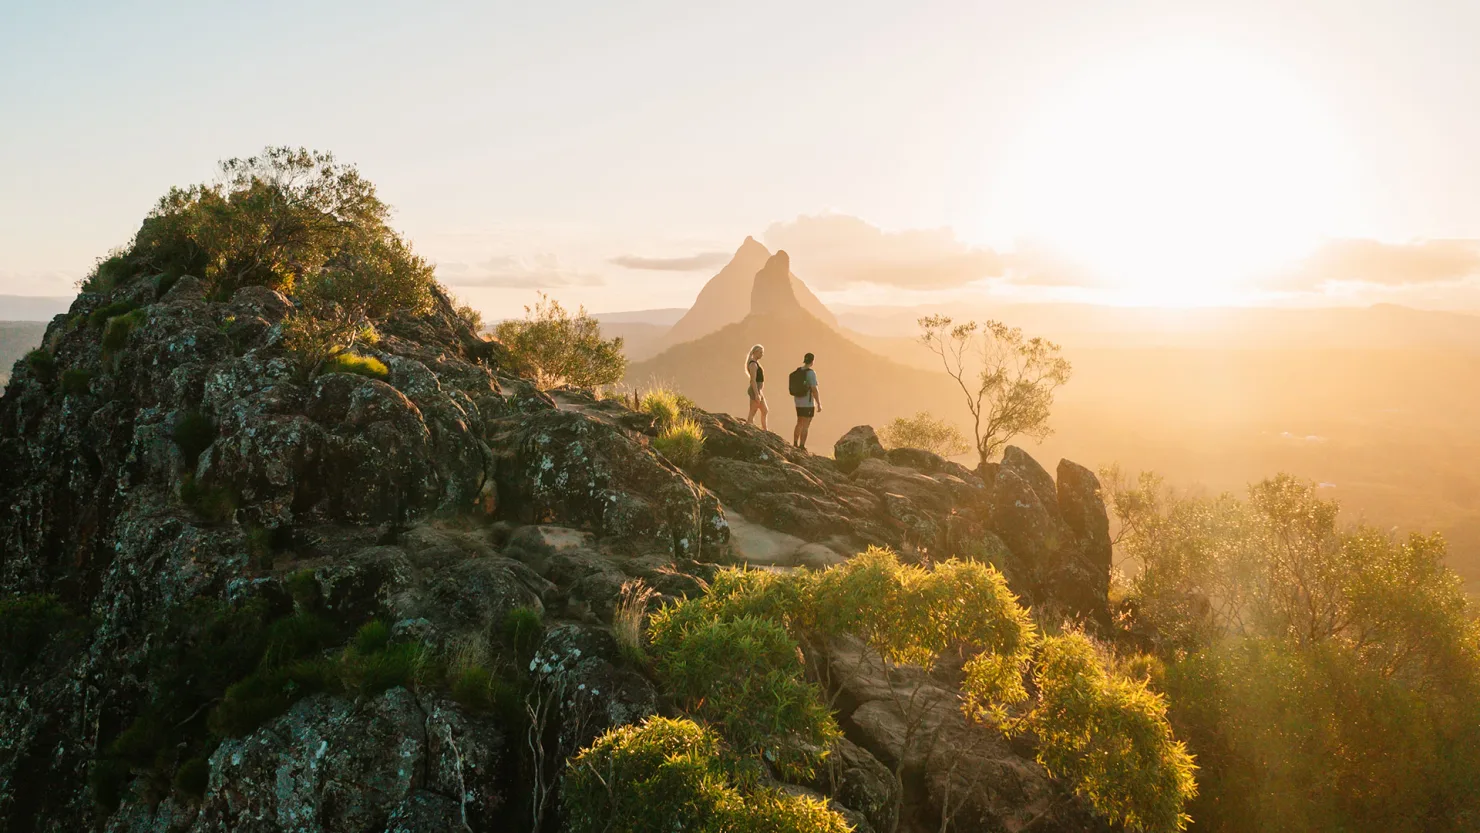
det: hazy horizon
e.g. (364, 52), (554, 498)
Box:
(8, 1), (1480, 318)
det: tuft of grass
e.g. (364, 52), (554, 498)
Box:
(353, 620), (392, 655)
(653, 417), (705, 468)
(613, 580), (657, 667)
(285, 569), (321, 611)
(23, 349), (56, 381)
(639, 388), (683, 428)
(321, 353), (389, 379)
(60, 368), (92, 396)
(209, 658), (339, 737)
(155, 272), (182, 298)
(88, 300), (138, 328)
(173, 757), (209, 800)
(102, 309), (147, 353)
(502, 606), (544, 661)
(341, 641), (426, 696)
(179, 474), (237, 525)
(171, 410), (216, 467)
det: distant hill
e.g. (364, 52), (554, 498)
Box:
(0, 295), (71, 321)
(657, 237), (837, 351)
(593, 308), (686, 326)
(629, 251), (952, 451)
(0, 321), (49, 386)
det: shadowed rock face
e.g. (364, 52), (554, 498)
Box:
(0, 267), (1112, 831)
(749, 250), (801, 318)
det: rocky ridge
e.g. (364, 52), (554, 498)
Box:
(1, 275), (1113, 832)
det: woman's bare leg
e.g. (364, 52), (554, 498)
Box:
(757, 398), (769, 431)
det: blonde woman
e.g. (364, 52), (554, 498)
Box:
(744, 344), (768, 430)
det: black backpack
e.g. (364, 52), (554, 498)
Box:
(788, 366), (811, 397)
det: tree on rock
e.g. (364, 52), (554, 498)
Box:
(918, 316), (1071, 467)
(495, 292), (626, 389)
(879, 410), (971, 458)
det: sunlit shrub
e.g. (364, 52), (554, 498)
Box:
(320, 352), (389, 379)
(639, 388), (682, 427)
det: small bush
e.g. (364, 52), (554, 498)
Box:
(879, 411), (971, 458)
(23, 348), (55, 381)
(82, 252), (134, 293)
(353, 620), (393, 655)
(102, 309), (147, 353)
(639, 389), (682, 427)
(502, 606), (544, 660)
(321, 352), (389, 379)
(563, 717), (851, 833)
(173, 757), (210, 800)
(653, 417), (705, 468)
(652, 614), (839, 780)
(285, 570), (321, 610)
(612, 580), (657, 667)
(563, 717), (735, 833)
(495, 292), (626, 389)
(171, 410), (216, 466)
(60, 368), (92, 396)
(155, 272), (182, 298)
(88, 758), (131, 812)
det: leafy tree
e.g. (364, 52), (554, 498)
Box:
(494, 292), (625, 389)
(878, 410), (971, 458)
(918, 316), (1071, 467)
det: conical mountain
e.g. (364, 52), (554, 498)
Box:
(659, 237), (837, 350)
(631, 250), (954, 451)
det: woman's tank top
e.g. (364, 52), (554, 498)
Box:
(748, 359), (764, 387)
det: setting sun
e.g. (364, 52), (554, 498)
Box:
(985, 45), (1364, 305)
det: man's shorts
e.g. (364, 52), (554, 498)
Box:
(795, 406), (815, 418)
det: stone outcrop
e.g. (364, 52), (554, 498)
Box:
(0, 263), (1116, 831)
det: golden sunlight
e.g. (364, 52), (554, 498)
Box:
(986, 44), (1363, 305)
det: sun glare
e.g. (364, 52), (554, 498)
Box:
(984, 45), (1362, 305)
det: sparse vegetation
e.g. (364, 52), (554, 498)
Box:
(495, 292), (626, 389)
(653, 417), (705, 468)
(639, 388), (683, 427)
(502, 606), (545, 661)
(179, 474), (237, 524)
(879, 410), (970, 458)
(919, 316), (1072, 467)
(101, 309), (146, 354)
(320, 352), (389, 379)
(60, 368), (92, 396)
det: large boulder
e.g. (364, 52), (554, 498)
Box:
(833, 425), (886, 474)
(491, 409), (728, 561)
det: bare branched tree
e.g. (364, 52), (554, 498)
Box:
(918, 316), (1072, 468)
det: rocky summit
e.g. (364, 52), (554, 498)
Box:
(0, 267), (1113, 831)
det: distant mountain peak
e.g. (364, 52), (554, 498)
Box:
(750, 250), (801, 317)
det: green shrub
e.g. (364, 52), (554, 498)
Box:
(260, 613), (334, 669)
(102, 309), (147, 353)
(23, 348), (55, 381)
(155, 272), (182, 298)
(563, 717), (737, 833)
(353, 620), (392, 654)
(652, 614), (838, 780)
(638, 388), (682, 427)
(653, 417), (705, 468)
(1026, 633), (1197, 833)
(285, 569), (321, 610)
(321, 352), (389, 379)
(60, 368), (92, 396)
(728, 787), (853, 833)
(502, 606), (544, 660)
(171, 410), (215, 466)
(173, 757), (210, 799)
(88, 300), (137, 328)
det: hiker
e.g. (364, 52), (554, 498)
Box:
(788, 352), (821, 450)
(744, 343), (768, 430)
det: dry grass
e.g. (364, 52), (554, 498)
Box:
(612, 580), (658, 666)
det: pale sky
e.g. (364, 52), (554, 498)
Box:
(5, 0), (1480, 314)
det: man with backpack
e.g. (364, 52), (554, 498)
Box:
(787, 352), (822, 450)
